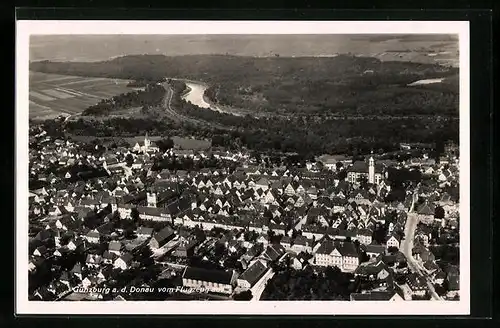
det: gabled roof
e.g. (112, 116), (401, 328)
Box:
(350, 290), (399, 301)
(137, 226), (154, 236)
(354, 260), (387, 276)
(238, 260), (268, 286)
(316, 240), (358, 257)
(363, 243), (386, 254)
(108, 241), (122, 251)
(417, 202), (435, 216)
(117, 252), (134, 264)
(153, 226), (175, 243)
(182, 267), (234, 285)
(262, 244), (286, 261)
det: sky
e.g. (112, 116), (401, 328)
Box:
(30, 34), (459, 66)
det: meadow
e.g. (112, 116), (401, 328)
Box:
(29, 71), (133, 120)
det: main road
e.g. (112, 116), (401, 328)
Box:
(400, 187), (442, 301)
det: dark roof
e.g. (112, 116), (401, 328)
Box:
(316, 240), (358, 257)
(348, 161), (369, 173)
(153, 226), (175, 243)
(354, 260), (388, 276)
(182, 267), (234, 285)
(137, 226), (154, 236)
(350, 291), (398, 301)
(238, 260), (268, 286)
(108, 241), (122, 251)
(407, 273), (427, 289)
(262, 244), (286, 261)
(118, 252), (134, 264)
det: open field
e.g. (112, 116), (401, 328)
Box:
(29, 71), (133, 120)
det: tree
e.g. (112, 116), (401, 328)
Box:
(125, 154), (134, 167)
(337, 170), (347, 180)
(387, 246), (399, 254)
(138, 246), (154, 267)
(157, 138), (174, 152)
(234, 290), (253, 300)
(434, 205), (445, 219)
(372, 223), (387, 244)
(131, 208), (140, 223)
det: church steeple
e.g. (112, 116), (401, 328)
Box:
(144, 132), (150, 152)
(368, 152), (375, 184)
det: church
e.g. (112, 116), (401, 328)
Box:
(133, 133), (159, 154)
(347, 156), (383, 185)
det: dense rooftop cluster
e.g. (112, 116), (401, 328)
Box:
(28, 125), (460, 301)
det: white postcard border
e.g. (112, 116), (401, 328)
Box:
(16, 20), (470, 315)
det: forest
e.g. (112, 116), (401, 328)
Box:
(82, 83), (165, 116)
(32, 54), (459, 157)
(31, 54), (459, 117)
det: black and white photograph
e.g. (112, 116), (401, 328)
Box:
(16, 21), (469, 315)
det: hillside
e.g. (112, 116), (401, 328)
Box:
(31, 54), (459, 117)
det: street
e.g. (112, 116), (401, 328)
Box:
(250, 269), (275, 302)
(161, 82), (230, 131)
(400, 189), (442, 301)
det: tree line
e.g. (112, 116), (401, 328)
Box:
(83, 83), (165, 116)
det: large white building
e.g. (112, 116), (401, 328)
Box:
(133, 133), (159, 154)
(182, 267), (237, 295)
(313, 239), (360, 272)
(347, 156), (383, 185)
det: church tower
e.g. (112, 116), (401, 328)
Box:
(368, 155), (375, 184)
(144, 132), (150, 152)
(146, 191), (157, 208)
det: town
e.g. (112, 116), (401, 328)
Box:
(28, 124), (460, 302)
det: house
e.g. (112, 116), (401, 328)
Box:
(236, 260), (268, 290)
(313, 240), (359, 272)
(67, 238), (85, 251)
(114, 253), (134, 270)
(85, 254), (102, 268)
(350, 290), (403, 301)
(346, 158), (383, 185)
(260, 244), (286, 263)
(136, 226), (154, 239)
(356, 228), (373, 245)
(182, 267), (237, 295)
(354, 260), (390, 280)
(102, 250), (118, 265)
(291, 252), (314, 270)
(173, 237), (198, 258)
(435, 270), (447, 285)
(149, 226), (175, 249)
(386, 234), (401, 250)
(53, 247), (71, 257)
(424, 261), (439, 275)
(280, 235), (292, 250)
(82, 276), (99, 289)
(108, 241), (123, 256)
(70, 263), (83, 281)
(85, 230), (101, 244)
(446, 265), (460, 292)
(33, 287), (56, 301)
(416, 202), (435, 222)
(291, 235), (314, 254)
(33, 245), (49, 257)
(406, 273), (427, 297)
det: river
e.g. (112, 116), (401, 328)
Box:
(181, 81), (244, 117)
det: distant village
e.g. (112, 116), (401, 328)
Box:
(27, 124), (460, 302)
